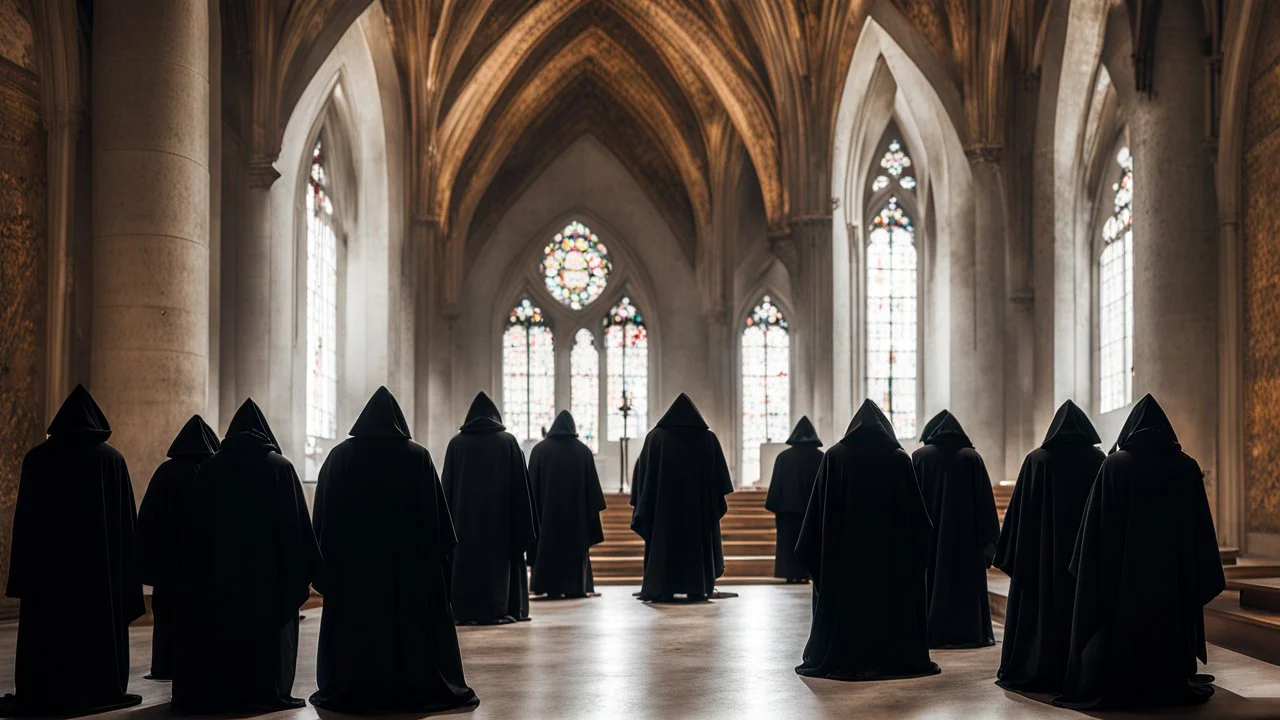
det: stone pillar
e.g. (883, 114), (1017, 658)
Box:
(965, 147), (1008, 478)
(234, 164), (278, 414)
(1130, 0), (1217, 484)
(781, 216), (836, 444)
(92, 0), (210, 498)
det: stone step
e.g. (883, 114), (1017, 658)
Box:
(1228, 577), (1280, 612)
(592, 539), (776, 557)
(591, 555), (776, 577)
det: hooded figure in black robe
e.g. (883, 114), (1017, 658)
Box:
(528, 410), (607, 599)
(171, 398), (322, 713)
(631, 394), (733, 602)
(136, 414), (220, 680)
(994, 400), (1104, 692)
(1055, 395), (1225, 710)
(912, 411), (999, 648)
(1, 385), (145, 717)
(795, 400), (938, 681)
(442, 392), (537, 624)
(918, 409), (948, 444)
(309, 387), (479, 714)
(765, 416), (823, 582)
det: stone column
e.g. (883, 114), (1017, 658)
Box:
(234, 164), (279, 413)
(1130, 0), (1217, 484)
(965, 147), (1008, 478)
(92, 0), (210, 498)
(779, 216), (836, 444)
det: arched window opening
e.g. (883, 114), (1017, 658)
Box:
(571, 328), (600, 452)
(541, 220), (612, 310)
(604, 296), (648, 442)
(1099, 146), (1134, 413)
(741, 296), (790, 485)
(305, 137), (339, 465)
(502, 298), (556, 442)
(866, 196), (918, 438)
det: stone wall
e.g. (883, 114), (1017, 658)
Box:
(1244, 2), (1280, 534)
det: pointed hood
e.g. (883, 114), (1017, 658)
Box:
(460, 391), (505, 433)
(546, 410), (578, 437)
(919, 409), (948, 443)
(785, 416), (822, 447)
(1042, 399), (1101, 447)
(841, 399), (900, 447)
(350, 386), (412, 439)
(924, 411), (974, 448)
(224, 398), (280, 451)
(655, 393), (709, 430)
(46, 384), (112, 442)
(1115, 393), (1181, 451)
(167, 414), (221, 458)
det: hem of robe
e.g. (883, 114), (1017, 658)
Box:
(309, 688), (479, 715)
(794, 662), (941, 682)
(455, 615), (519, 626)
(930, 639), (996, 650)
(994, 676), (1062, 694)
(0, 693), (143, 718)
(637, 592), (712, 603)
(1053, 681), (1215, 711)
(169, 695), (306, 714)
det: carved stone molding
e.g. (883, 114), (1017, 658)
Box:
(246, 159), (281, 189)
(964, 144), (1003, 165)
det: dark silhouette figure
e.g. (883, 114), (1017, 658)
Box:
(529, 411), (607, 599)
(631, 394), (734, 602)
(171, 399), (321, 713)
(1056, 394), (1225, 710)
(442, 392), (537, 624)
(918, 409), (948, 444)
(765, 416), (823, 582)
(795, 400), (939, 681)
(912, 411), (999, 648)
(994, 400), (1104, 692)
(309, 387), (479, 714)
(136, 414), (220, 680)
(1, 385), (144, 717)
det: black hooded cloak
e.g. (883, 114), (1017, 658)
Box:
(1055, 395), (1225, 710)
(170, 399), (322, 713)
(765, 416), (823, 581)
(919, 409), (948, 443)
(794, 400), (939, 681)
(1, 385), (145, 717)
(994, 400), (1104, 692)
(528, 411), (607, 598)
(631, 394), (734, 602)
(911, 411), (999, 648)
(309, 387), (479, 714)
(441, 392), (537, 624)
(136, 414), (220, 680)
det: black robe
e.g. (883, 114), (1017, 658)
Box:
(1, 385), (145, 717)
(765, 416), (823, 581)
(136, 414), (220, 680)
(171, 398), (322, 713)
(442, 392), (537, 624)
(912, 411), (999, 648)
(795, 400), (938, 681)
(529, 411), (607, 598)
(994, 400), (1104, 692)
(309, 387), (479, 714)
(631, 394), (733, 602)
(1056, 394), (1225, 710)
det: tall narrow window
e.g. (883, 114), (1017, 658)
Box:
(604, 296), (648, 442)
(502, 299), (555, 442)
(741, 296), (790, 485)
(571, 328), (600, 452)
(866, 196), (918, 438)
(305, 138), (339, 463)
(1100, 146), (1134, 413)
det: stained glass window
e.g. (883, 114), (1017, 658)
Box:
(306, 137), (339, 469)
(571, 328), (600, 452)
(542, 220), (611, 310)
(741, 296), (790, 485)
(1099, 146), (1134, 412)
(866, 196), (918, 438)
(502, 299), (555, 442)
(604, 296), (648, 441)
(872, 139), (917, 194)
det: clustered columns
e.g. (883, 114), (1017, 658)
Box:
(233, 161), (281, 422)
(963, 145), (1008, 477)
(91, 0), (211, 498)
(777, 215), (836, 444)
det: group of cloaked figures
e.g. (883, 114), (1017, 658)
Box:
(0, 380), (1224, 717)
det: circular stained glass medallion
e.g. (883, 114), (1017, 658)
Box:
(542, 221), (611, 310)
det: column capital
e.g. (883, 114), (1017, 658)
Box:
(247, 158), (280, 189)
(964, 144), (1003, 166)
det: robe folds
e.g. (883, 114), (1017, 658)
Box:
(136, 414), (220, 680)
(994, 400), (1104, 692)
(795, 400), (938, 681)
(912, 411), (1000, 648)
(631, 394), (734, 601)
(765, 416), (823, 581)
(529, 411), (607, 598)
(1056, 395), (1225, 710)
(309, 387), (479, 714)
(443, 392), (538, 624)
(171, 399), (322, 714)
(2, 385), (145, 718)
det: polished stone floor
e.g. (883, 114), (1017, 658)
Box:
(2, 585), (1280, 719)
